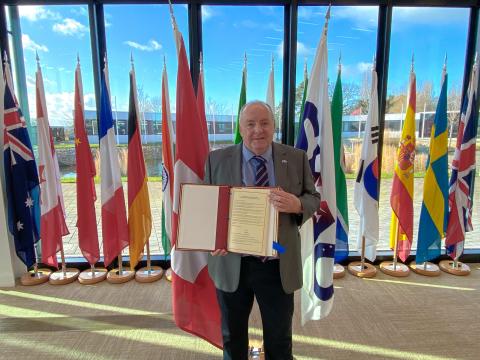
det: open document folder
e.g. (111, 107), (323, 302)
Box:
(177, 184), (278, 256)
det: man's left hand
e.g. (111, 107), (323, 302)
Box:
(269, 188), (302, 214)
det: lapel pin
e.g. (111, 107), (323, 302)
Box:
(282, 159), (288, 164)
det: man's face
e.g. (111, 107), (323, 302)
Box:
(239, 104), (275, 155)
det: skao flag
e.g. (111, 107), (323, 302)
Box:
(169, 10), (222, 348)
(36, 57), (69, 268)
(74, 58), (99, 265)
(295, 7), (336, 325)
(3, 57), (41, 268)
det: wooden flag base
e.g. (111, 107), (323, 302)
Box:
(333, 264), (346, 279)
(78, 268), (108, 285)
(379, 261), (409, 277)
(439, 260), (470, 276)
(409, 261), (440, 277)
(164, 268), (172, 282)
(347, 262), (377, 278)
(135, 266), (164, 283)
(49, 268), (80, 285)
(20, 268), (51, 286)
(107, 268), (135, 284)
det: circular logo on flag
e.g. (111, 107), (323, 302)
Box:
(162, 165), (169, 192)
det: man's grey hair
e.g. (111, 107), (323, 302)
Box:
(239, 100), (275, 124)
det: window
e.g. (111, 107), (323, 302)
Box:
(297, 5), (379, 252)
(202, 5), (284, 148)
(384, 7), (471, 250)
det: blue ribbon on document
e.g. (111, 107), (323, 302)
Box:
(273, 242), (285, 254)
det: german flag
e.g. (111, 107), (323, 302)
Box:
(127, 60), (152, 270)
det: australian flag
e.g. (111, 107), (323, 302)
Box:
(445, 63), (478, 260)
(3, 68), (40, 268)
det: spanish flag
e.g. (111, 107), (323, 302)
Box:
(127, 59), (152, 270)
(390, 66), (416, 262)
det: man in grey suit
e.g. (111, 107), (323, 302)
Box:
(205, 101), (320, 360)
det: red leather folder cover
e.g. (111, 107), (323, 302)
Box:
(215, 185), (230, 250)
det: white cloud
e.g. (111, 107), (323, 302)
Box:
(276, 41), (312, 59)
(28, 90), (96, 126)
(393, 7), (467, 26)
(22, 34), (48, 53)
(202, 6), (216, 21)
(357, 62), (373, 73)
(124, 39), (162, 52)
(19, 6), (60, 22)
(53, 18), (88, 37)
(298, 7), (324, 21)
(70, 7), (88, 17)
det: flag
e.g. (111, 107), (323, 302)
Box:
(295, 7), (336, 325)
(354, 66), (379, 262)
(99, 60), (129, 268)
(295, 62), (308, 142)
(196, 54), (209, 153)
(331, 64), (349, 263)
(416, 66), (449, 264)
(3, 58), (41, 268)
(127, 61), (152, 270)
(74, 59), (99, 266)
(445, 62), (478, 259)
(170, 15), (222, 348)
(390, 68), (416, 262)
(161, 62), (174, 258)
(233, 56), (246, 144)
(266, 55), (275, 113)
(36, 59), (69, 268)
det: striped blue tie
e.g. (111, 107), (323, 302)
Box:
(251, 156), (269, 187)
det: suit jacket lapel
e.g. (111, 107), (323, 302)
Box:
(273, 143), (289, 189)
(230, 143), (243, 186)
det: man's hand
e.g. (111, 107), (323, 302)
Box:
(211, 249), (228, 256)
(269, 188), (302, 214)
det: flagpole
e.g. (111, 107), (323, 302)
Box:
(130, 54), (163, 283)
(20, 240), (51, 285)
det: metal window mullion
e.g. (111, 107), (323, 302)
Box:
(375, 4), (392, 197)
(282, 0), (298, 146)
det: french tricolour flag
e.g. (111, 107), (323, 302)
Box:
(99, 61), (129, 268)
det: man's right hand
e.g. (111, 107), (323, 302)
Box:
(211, 249), (228, 256)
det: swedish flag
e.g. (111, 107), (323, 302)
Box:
(416, 66), (449, 263)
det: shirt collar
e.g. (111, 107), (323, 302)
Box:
(242, 143), (273, 163)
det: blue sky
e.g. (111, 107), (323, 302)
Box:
(15, 4), (470, 127)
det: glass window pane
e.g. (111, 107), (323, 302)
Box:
(202, 5), (284, 148)
(297, 5), (379, 253)
(104, 4), (188, 256)
(384, 7), (471, 250)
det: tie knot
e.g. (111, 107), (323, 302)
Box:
(250, 156), (266, 167)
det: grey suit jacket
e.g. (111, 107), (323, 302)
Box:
(204, 142), (320, 294)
